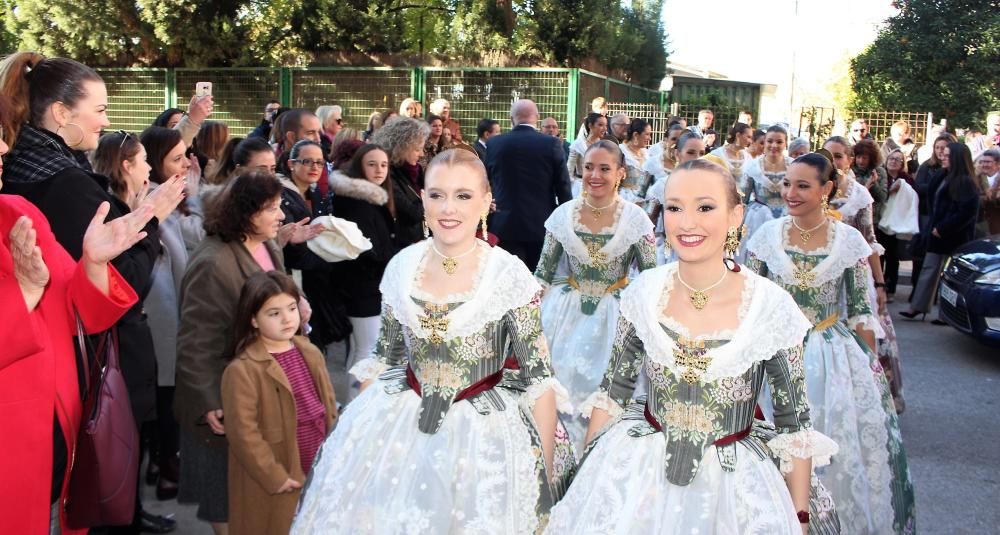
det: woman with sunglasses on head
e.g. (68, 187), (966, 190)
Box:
(277, 140), (347, 359)
(547, 159), (835, 535)
(745, 153), (916, 535)
(535, 140), (656, 447)
(292, 149), (575, 534)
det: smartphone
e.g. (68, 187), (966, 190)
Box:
(195, 82), (213, 98)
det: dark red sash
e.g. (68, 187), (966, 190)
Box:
(406, 356), (519, 401)
(643, 402), (763, 447)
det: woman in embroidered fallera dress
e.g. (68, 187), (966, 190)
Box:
(568, 112), (609, 198)
(619, 119), (653, 204)
(709, 121), (753, 180)
(535, 140), (656, 446)
(824, 137), (907, 414)
(291, 149), (575, 534)
(745, 153), (916, 535)
(547, 159), (837, 534)
(740, 125), (792, 258)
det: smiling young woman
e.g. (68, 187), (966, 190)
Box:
(535, 140), (656, 446)
(292, 149), (576, 534)
(746, 153), (916, 534)
(547, 159), (836, 535)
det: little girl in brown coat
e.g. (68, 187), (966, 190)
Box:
(222, 271), (337, 534)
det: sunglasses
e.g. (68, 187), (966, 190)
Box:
(117, 129), (132, 149)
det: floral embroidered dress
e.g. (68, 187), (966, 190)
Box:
(642, 168), (674, 265)
(620, 143), (653, 205)
(567, 137), (597, 198)
(740, 156), (793, 260)
(546, 264), (839, 534)
(291, 241), (576, 535)
(833, 176), (907, 413)
(746, 217), (916, 535)
(710, 144), (752, 181)
(535, 200), (656, 446)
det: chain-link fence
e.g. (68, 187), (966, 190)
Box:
(798, 106), (933, 150)
(175, 69), (281, 137)
(99, 69), (169, 134)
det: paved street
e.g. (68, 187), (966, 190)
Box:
(148, 274), (1000, 535)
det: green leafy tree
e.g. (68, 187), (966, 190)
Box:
(850, 0), (1000, 128)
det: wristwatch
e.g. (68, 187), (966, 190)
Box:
(874, 281), (887, 289)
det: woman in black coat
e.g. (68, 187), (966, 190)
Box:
(0, 53), (185, 532)
(370, 116), (429, 248)
(903, 143), (981, 320)
(277, 140), (349, 351)
(329, 145), (399, 402)
(910, 133), (956, 290)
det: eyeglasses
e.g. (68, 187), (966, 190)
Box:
(335, 118), (343, 125)
(293, 158), (325, 168)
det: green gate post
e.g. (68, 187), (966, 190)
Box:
(567, 69), (579, 139)
(411, 68), (425, 102)
(280, 68), (293, 107)
(166, 69), (177, 108)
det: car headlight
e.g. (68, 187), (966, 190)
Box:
(976, 270), (1000, 285)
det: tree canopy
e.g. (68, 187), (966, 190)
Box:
(1, 0), (668, 88)
(850, 0), (1000, 128)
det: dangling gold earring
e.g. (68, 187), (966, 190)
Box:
(480, 211), (488, 237)
(423, 217), (430, 238)
(724, 226), (741, 258)
(663, 234), (671, 251)
(58, 122), (85, 148)
(820, 194), (830, 215)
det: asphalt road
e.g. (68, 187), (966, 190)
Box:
(148, 277), (1000, 535)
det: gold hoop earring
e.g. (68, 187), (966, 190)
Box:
(480, 211), (488, 238)
(423, 217), (430, 238)
(58, 122), (86, 148)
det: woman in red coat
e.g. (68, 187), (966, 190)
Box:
(0, 134), (156, 531)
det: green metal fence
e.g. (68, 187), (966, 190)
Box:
(96, 67), (665, 139)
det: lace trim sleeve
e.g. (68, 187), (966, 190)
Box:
(349, 357), (390, 382)
(522, 377), (573, 414)
(577, 391), (624, 420)
(767, 427), (839, 474)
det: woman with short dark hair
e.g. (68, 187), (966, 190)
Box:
(175, 170), (318, 532)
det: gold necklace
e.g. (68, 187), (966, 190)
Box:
(583, 196), (617, 218)
(676, 267), (728, 311)
(791, 217), (827, 243)
(431, 241), (479, 275)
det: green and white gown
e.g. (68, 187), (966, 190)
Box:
(620, 143), (654, 205)
(535, 199), (656, 446)
(546, 264), (838, 534)
(292, 241), (576, 534)
(740, 156), (793, 260)
(746, 217), (916, 535)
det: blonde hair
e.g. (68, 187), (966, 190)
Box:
(425, 148), (490, 192)
(429, 98), (449, 116)
(399, 98), (418, 116)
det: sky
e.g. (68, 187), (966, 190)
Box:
(661, 0), (898, 123)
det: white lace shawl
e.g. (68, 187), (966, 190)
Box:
(741, 156), (793, 187)
(745, 217), (873, 289)
(620, 143), (648, 170)
(379, 240), (541, 342)
(543, 199), (653, 265)
(619, 264), (812, 382)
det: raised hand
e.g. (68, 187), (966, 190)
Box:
(81, 201), (155, 266)
(9, 216), (49, 310)
(145, 174), (187, 222)
(187, 94), (214, 125)
(277, 217), (324, 247)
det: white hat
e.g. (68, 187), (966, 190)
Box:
(306, 215), (372, 263)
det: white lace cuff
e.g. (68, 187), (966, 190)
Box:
(847, 314), (879, 333)
(869, 241), (886, 256)
(349, 357), (388, 382)
(767, 427), (839, 474)
(523, 377), (573, 414)
(578, 391), (624, 420)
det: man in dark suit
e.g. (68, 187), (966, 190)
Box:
(474, 118), (500, 162)
(486, 99), (573, 271)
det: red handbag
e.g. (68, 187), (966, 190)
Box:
(64, 311), (139, 528)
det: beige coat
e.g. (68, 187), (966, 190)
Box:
(222, 336), (338, 535)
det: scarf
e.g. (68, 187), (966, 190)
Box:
(4, 124), (91, 185)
